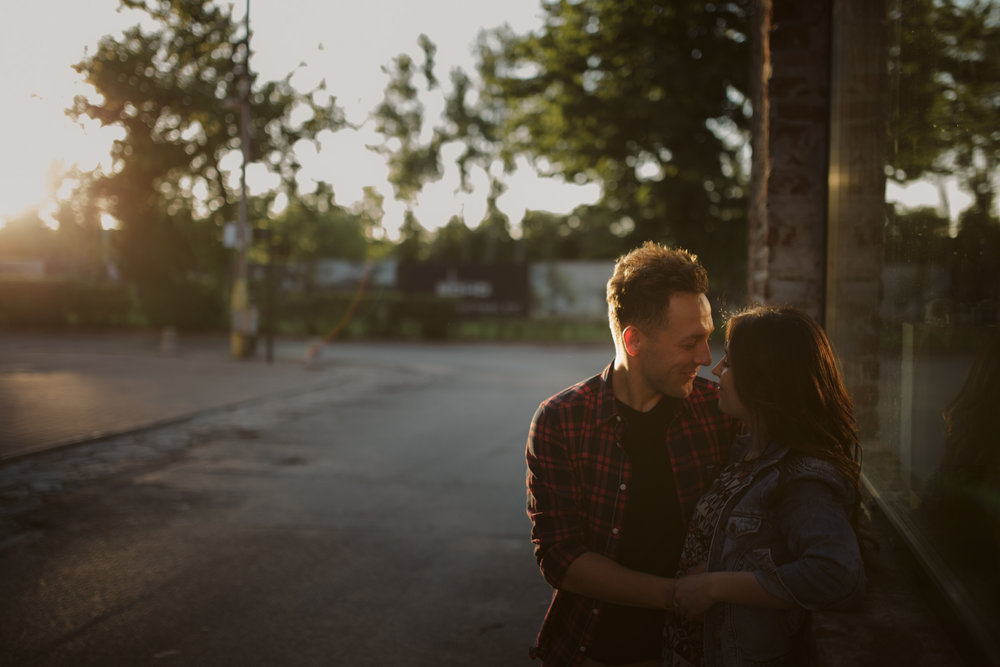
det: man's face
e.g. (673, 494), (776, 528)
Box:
(632, 292), (714, 399)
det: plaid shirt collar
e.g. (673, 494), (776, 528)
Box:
(597, 362), (700, 423)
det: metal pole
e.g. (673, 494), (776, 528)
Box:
(265, 231), (274, 363)
(230, 0), (255, 359)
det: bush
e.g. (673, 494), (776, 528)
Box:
(0, 279), (134, 329)
(67, 283), (135, 327)
(273, 290), (459, 340)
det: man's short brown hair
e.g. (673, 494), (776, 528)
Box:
(606, 242), (709, 340)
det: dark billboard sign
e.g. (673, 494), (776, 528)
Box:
(396, 263), (530, 316)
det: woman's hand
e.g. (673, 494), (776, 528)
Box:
(672, 570), (796, 619)
(672, 572), (718, 620)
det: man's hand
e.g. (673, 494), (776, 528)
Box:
(561, 552), (675, 609)
(672, 570), (796, 619)
(671, 572), (717, 619)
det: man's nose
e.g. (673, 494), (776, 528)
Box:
(695, 341), (713, 367)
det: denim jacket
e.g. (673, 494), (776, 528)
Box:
(702, 437), (865, 667)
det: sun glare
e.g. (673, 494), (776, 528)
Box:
(0, 89), (120, 227)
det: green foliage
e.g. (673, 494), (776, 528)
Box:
(396, 210), (431, 262)
(889, 0), (1000, 203)
(883, 205), (951, 264)
(0, 280), (133, 329)
(951, 204), (1000, 311)
(427, 215), (473, 262)
(475, 0), (751, 285)
(69, 0), (346, 329)
(373, 42), (443, 205)
(276, 290), (457, 340)
(0, 210), (53, 258)
(373, 2), (751, 296)
(520, 206), (633, 260)
(887, 0), (1000, 326)
(474, 180), (517, 262)
(48, 175), (111, 282)
(263, 183), (369, 262)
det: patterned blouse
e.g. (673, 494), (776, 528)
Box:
(664, 457), (758, 667)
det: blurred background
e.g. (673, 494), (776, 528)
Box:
(1, 1), (999, 664)
(0, 0), (754, 344)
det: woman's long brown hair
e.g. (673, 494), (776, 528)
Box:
(725, 305), (862, 487)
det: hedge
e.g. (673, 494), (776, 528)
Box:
(0, 280), (133, 328)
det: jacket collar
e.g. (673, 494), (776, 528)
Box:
(732, 434), (790, 468)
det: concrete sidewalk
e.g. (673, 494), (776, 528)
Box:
(0, 330), (349, 462)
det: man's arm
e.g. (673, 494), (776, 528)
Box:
(527, 398), (675, 610)
(672, 570), (793, 619)
(561, 552), (675, 609)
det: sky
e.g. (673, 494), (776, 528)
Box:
(0, 1), (973, 239)
(0, 0), (599, 237)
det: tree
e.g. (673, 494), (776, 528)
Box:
(266, 184), (367, 261)
(69, 0), (345, 328)
(370, 3), (751, 293)
(889, 0), (1000, 213)
(372, 37), (443, 210)
(883, 205), (950, 264)
(49, 172), (110, 282)
(428, 214), (473, 262)
(396, 210), (430, 262)
(345, 186), (394, 261)
(468, 179), (516, 263)
(473, 0), (752, 291)
(887, 0), (1000, 323)
(0, 208), (51, 259)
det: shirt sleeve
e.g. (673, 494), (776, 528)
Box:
(526, 400), (589, 588)
(753, 471), (866, 611)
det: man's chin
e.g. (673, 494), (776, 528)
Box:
(665, 381), (695, 399)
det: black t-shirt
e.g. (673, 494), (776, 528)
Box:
(587, 396), (684, 664)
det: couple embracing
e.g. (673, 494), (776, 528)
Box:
(526, 242), (865, 667)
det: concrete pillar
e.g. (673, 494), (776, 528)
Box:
(747, 0), (833, 321)
(749, 0), (886, 435)
(825, 0), (888, 437)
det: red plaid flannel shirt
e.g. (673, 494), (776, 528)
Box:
(526, 363), (737, 666)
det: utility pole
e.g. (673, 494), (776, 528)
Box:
(230, 0), (257, 359)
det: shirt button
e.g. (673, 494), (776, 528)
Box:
(611, 527), (620, 535)
(620, 483), (627, 491)
(592, 607), (599, 615)
(615, 441), (622, 448)
(579, 645), (587, 652)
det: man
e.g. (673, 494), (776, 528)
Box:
(526, 242), (738, 667)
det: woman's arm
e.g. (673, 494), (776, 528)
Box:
(675, 472), (864, 619)
(760, 475), (865, 610)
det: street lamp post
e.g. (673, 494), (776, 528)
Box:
(230, 0), (257, 359)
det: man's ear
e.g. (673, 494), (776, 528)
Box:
(622, 326), (641, 357)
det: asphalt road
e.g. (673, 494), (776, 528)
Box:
(0, 340), (616, 666)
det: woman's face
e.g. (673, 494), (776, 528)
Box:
(712, 347), (751, 422)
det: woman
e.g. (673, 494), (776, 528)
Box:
(666, 305), (866, 666)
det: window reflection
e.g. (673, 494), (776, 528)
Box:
(922, 340), (1000, 601)
(874, 0), (1000, 659)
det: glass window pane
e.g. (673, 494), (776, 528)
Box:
(873, 0), (1000, 657)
